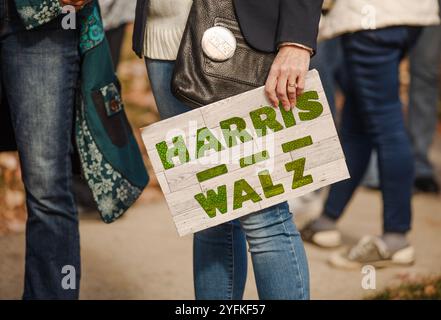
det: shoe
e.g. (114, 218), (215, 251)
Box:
(414, 176), (440, 194)
(328, 236), (415, 269)
(300, 221), (342, 248)
(288, 191), (324, 216)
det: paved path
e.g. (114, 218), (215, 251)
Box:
(1, 141), (440, 300)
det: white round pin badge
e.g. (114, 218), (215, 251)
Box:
(201, 26), (237, 62)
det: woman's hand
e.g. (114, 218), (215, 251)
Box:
(265, 46), (311, 111)
(59, 0), (92, 11)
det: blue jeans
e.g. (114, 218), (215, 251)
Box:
(310, 37), (345, 116)
(146, 59), (310, 300)
(324, 27), (420, 233)
(1, 1), (81, 299)
(408, 25), (441, 178)
(362, 25), (441, 187)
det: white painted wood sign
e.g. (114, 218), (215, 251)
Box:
(142, 70), (350, 236)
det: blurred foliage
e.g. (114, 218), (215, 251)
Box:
(368, 275), (441, 300)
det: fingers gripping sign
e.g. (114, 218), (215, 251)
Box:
(265, 45), (311, 111)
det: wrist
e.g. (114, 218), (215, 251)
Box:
(277, 42), (314, 56)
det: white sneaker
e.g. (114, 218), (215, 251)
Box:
(300, 221), (342, 248)
(328, 236), (416, 269)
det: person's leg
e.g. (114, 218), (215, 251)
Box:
(328, 27), (418, 269)
(193, 220), (247, 300)
(408, 25), (441, 192)
(240, 202), (309, 300)
(322, 28), (415, 239)
(361, 152), (380, 189)
(291, 37), (343, 219)
(310, 37), (343, 116)
(105, 23), (127, 69)
(323, 89), (373, 220)
(353, 28), (416, 235)
(146, 59), (193, 118)
(300, 76), (374, 248)
(302, 28), (417, 251)
(1, 27), (80, 298)
(331, 28), (415, 234)
(145, 59), (248, 299)
(310, 34), (375, 219)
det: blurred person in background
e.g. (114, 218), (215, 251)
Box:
(310, 0), (344, 117)
(133, 0), (323, 300)
(301, 0), (440, 269)
(408, 10), (441, 194)
(99, 0), (136, 67)
(361, 9), (441, 193)
(313, 1), (441, 194)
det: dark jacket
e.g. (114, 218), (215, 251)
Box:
(132, 0), (323, 56)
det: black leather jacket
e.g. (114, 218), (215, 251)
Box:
(132, 0), (323, 57)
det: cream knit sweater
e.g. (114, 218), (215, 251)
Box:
(143, 0), (193, 60)
(320, 0), (440, 41)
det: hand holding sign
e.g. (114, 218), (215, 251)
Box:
(265, 45), (311, 110)
(142, 70), (349, 236)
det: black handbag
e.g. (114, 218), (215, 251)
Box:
(171, 0), (275, 108)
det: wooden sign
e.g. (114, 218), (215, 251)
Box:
(142, 70), (349, 236)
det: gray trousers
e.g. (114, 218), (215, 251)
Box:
(408, 25), (441, 178)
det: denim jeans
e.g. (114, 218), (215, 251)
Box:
(363, 25), (441, 187)
(324, 27), (420, 233)
(146, 59), (310, 300)
(310, 37), (345, 116)
(408, 25), (441, 178)
(1, 0), (81, 299)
